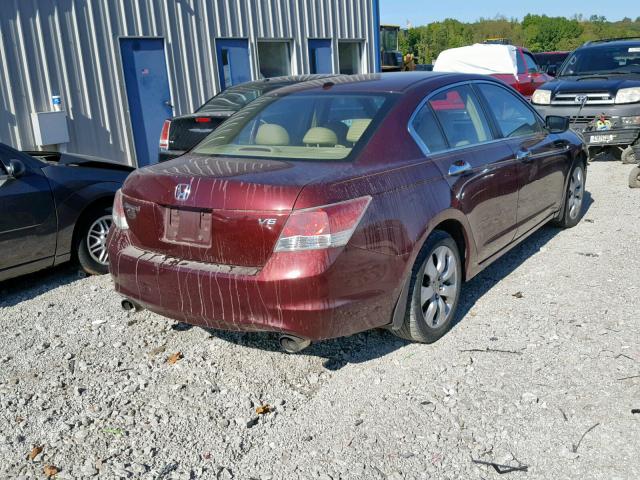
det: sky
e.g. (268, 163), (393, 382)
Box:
(379, 0), (635, 27)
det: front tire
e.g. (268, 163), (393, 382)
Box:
(395, 231), (462, 343)
(554, 162), (585, 228)
(77, 207), (112, 275)
(630, 166), (640, 189)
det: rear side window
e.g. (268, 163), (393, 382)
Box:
(411, 105), (448, 153)
(427, 85), (493, 149)
(477, 83), (543, 138)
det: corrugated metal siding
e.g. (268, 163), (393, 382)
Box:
(0, 0), (378, 165)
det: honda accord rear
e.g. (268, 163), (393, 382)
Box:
(109, 73), (586, 346)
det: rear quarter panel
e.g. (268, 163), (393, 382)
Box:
(42, 165), (130, 260)
(295, 85), (479, 290)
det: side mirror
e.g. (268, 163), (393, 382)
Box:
(5, 159), (26, 178)
(546, 115), (570, 133)
(547, 65), (557, 76)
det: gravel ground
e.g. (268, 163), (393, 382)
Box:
(1, 161), (639, 480)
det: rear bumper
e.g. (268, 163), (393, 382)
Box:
(107, 229), (405, 340)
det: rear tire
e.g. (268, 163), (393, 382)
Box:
(77, 207), (112, 275)
(621, 146), (636, 165)
(395, 231), (462, 343)
(553, 162), (585, 228)
(630, 166), (640, 189)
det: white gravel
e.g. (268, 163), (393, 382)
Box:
(1, 161), (639, 480)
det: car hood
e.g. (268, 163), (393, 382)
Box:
(542, 76), (640, 96)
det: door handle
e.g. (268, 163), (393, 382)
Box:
(448, 160), (472, 176)
(516, 149), (533, 162)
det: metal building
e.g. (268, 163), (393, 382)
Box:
(0, 0), (380, 167)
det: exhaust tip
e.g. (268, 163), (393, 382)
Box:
(279, 334), (311, 354)
(121, 299), (143, 312)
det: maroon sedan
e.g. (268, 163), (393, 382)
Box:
(108, 73), (586, 352)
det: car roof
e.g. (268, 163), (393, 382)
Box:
(580, 38), (640, 49)
(264, 72), (477, 95)
(225, 74), (338, 91)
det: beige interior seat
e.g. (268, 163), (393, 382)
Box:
(255, 123), (290, 146)
(346, 119), (372, 144)
(303, 127), (338, 146)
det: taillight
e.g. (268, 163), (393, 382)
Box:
(112, 189), (129, 230)
(274, 196), (371, 252)
(194, 117), (211, 123)
(159, 119), (171, 150)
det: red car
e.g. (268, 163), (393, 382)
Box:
(434, 44), (553, 98)
(108, 73), (586, 352)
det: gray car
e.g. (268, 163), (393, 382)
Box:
(0, 143), (133, 281)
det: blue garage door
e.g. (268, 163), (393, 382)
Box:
(308, 39), (333, 74)
(120, 38), (173, 167)
(216, 39), (251, 90)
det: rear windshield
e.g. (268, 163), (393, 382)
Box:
(559, 44), (640, 76)
(193, 92), (391, 161)
(197, 83), (287, 115)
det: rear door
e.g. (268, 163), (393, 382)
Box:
(0, 149), (57, 272)
(475, 82), (570, 236)
(411, 84), (519, 262)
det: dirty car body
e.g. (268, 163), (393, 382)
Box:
(108, 73), (586, 342)
(0, 144), (133, 281)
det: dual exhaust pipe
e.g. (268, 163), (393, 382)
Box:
(120, 298), (311, 353)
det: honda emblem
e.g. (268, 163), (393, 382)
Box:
(174, 184), (191, 201)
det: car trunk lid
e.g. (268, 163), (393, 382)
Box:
(121, 154), (346, 267)
(167, 114), (230, 152)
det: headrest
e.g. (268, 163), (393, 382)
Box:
(346, 119), (372, 143)
(303, 127), (338, 146)
(255, 124), (290, 146)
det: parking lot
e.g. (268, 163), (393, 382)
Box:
(1, 160), (638, 479)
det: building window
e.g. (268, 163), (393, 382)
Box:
(308, 39), (333, 74)
(258, 41), (291, 78)
(339, 41), (361, 74)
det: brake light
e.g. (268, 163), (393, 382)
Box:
(194, 117), (211, 123)
(159, 119), (171, 150)
(112, 189), (129, 230)
(274, 196), (371, 252)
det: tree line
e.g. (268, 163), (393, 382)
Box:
(399, 15), (640, 64)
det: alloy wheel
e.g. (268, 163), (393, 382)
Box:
(420, 245), (459, 328)
(567, 166), (584, 220)
(87, 215), (112, 265)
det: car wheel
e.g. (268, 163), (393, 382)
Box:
(630, 166), (640, 189)
(395, 231), (462, 343)
(77, 207), (112, 275)
(621, 146), (636, 165)
(554, 162), (585, 228)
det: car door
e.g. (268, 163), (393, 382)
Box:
(475, 82), (570, 237)
(0, 148), (57, 272)
(410, 84), (519, 262)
